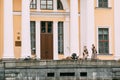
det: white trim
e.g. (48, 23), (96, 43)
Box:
(96, 0), (98, 7)
(36, 21), (40, 58)
(3, 0), (14, 58)
(108, 0), (111, 7)
(114, 0), (120, 60)
(53, 21), (58, 60)
(21, 0), (31, 58)
(96, 26), (112, 55)
(37, 0), (40, 11)
(53, 0), (57, 11)
(60, 0), (69, 12)
(64, 20), (70, 57)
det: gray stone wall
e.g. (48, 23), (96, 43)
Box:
(0, 60), (120, 80)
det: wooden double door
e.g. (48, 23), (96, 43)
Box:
(41, 21), (53, 60)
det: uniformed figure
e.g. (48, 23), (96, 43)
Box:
(91, 44), (97, 60)
(83, 46), (89, 60)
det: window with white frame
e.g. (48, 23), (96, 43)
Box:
(98, 28), (109, 54)
(58, 22), (64, 54)
(30, 21), (36, 55)
(98, 0), (108, 8)
(30, 0), (37, 9)
(40, 0), (53, 10)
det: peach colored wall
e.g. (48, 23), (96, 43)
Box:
(13, 15), (21, 59)
(0, 0), (4, 58)
(94, 0), (114, 60)
(13, 0), (22, 11)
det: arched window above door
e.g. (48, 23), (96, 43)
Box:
(57, 0), (63, 10)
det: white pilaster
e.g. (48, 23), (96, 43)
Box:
(21, 0), (31, 58)
(80, 0), (95, 58)
(114, 0), (120, 60)
(70, 0), (79, 56)
(53, 0), (57, 11)
(53, 21), (58, 60)
(36, 21), (40, 58)
(3, 0), (14, 58)
(64, 19), (70, 57)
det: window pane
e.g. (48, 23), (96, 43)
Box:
(98, 28), (103, 34)
(98, 0), (108, 8)
(30, 21), (36, 54)
(104, 0), (108, 2)
(41, 0), (53, 10)
(47, 5), (53, 9)
(98, 28), (109, 54)
(41, 0), (46, 4)
(48, 26), (52, 33)
(103, 28), (108, 34)
(41, 22), (46, 33)
(99, 35), (103, 40)
(30, 0), (37, 9)
(47, 0), (52, 4)
(104, 35), (108, 40)
(57, 0), (63, 10)
(41, 4), (46, 9)
(99, 0), (102, 2)
(58, 22), (64, 54)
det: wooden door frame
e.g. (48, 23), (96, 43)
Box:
(40, 21), (53, 60)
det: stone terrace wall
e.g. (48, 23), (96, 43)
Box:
(0, 60), (120, 80)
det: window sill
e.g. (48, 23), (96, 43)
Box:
(30, 8), (37, 10)
(95, 7), (112, 9)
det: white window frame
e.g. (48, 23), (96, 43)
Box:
(97, 26), (112, 55)
(96, 0), (111, 8)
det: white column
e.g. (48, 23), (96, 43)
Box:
(64, 19), (70, 57)
(53, 0), (57, 11)
(114, 0), (120, 60)
(21, 0), (31, 58)
(80, 0), (87, 58)
(80, 0), (95, 58)
(70, 0), (79, 56)
(36, 21), (40, 58)
(53, 21), (58, 60)
(3, 0), (14, 58)
(86, 0), (95, 58)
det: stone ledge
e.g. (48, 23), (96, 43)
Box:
(0, 60), (120, 68)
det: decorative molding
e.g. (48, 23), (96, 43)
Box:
(30, 12), (70, 17)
